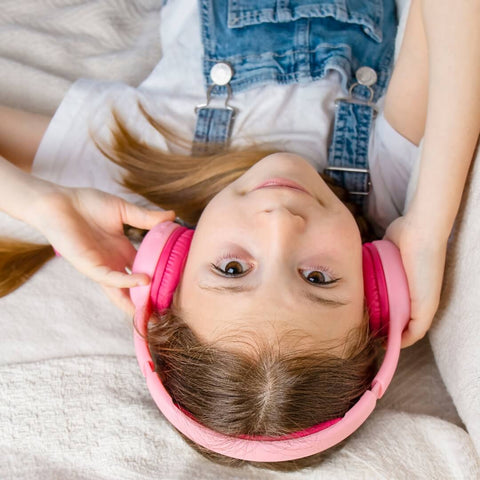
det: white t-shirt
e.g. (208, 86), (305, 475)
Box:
(32, 0), (419, 235)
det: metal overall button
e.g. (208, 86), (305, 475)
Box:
(209, 62), (233, 85)
(355, 66), (377, 87)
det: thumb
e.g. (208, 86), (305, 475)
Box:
(120, 203), (176, 230)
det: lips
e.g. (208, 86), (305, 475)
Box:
(252, 178), (310, 194)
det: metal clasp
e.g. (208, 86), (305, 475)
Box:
(324, 166), (372, 196)
(334, 86), (378, 114)
(195, 83), (235, 113)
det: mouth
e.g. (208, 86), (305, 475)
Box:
(252, 178), (311, 195)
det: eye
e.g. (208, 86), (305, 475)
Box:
(211, 257), (252, 277)
(300, 268), (338, 285)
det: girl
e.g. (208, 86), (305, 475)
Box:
(1, 0), (479, 471)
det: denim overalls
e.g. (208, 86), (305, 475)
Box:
(192, 0), (398, 207)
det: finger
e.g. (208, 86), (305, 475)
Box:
(119, 239), (141, 271)
(400, 319), (428, 348)
(120, 203), (176, 230)
(401, 296), (439, 348)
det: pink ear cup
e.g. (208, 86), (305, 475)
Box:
(130, 222), (193, 310)
(362, 240), (411, 339)
(362, 242), (390, 336)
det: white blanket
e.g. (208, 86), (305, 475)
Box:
(1, 1), (479, 478)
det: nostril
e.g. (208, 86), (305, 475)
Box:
(260, 207), (303, 218)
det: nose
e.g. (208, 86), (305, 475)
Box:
(256, 206), (306, 258)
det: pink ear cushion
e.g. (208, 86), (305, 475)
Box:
(131, 222), (181, 308)
(150, 227), (194, 311)
(362, 242), (390, 336)
(130, 221), (193, 310)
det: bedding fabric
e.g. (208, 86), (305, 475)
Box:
(1, 0), (479, 478)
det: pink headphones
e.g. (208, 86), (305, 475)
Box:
(130, 221), (410, 462)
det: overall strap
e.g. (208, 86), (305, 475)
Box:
(326, 67), (378, 208)
(192, 62), (236, 156)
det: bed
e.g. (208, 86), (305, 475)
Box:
(1, 1), (479, 478)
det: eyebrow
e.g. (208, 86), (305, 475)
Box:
(198, 283), (349, 308)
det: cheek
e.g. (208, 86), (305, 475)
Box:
(317, 211), (361, 244)
(334, 209), (362, 241)
(318, 216), (363, 268)
(194, 190), (237, 231)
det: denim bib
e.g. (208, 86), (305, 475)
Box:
(193, 0), (398, 206)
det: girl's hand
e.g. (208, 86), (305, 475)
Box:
(28, 186), (175, 314)
(383, 213), (448, 348)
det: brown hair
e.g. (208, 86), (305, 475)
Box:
(0, 105), (381, 471)
(0, 238), (55, 297)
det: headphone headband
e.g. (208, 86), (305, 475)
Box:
(130, 222), (410, 462)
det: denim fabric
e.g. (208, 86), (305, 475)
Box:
(198, 0), (397, 101)
(327, 100), (375, 205)
(192, 107), (235, 155)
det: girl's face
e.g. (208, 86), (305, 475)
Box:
(176, 153), (365, 355)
